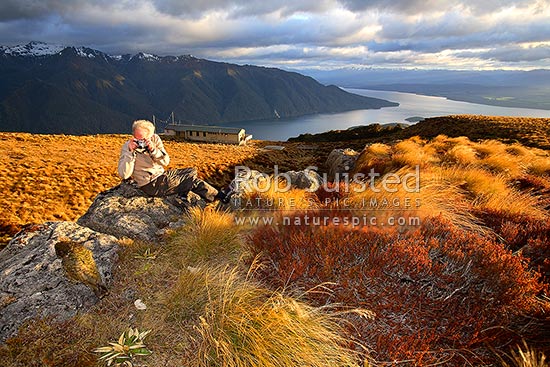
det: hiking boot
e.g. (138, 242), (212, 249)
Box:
(216, 186), (235, 204)
(174, 194), (191, 212)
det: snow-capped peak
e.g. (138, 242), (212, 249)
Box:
(1, 41), (66, 57)
(0, 42), (196, 63)
(73, 47), (97, 58)
(131, 52), (160, 61)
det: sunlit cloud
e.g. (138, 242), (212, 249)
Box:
(0, 0), (549, 70)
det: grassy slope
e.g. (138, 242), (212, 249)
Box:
(0, 133), (364, 243)
(400, 115), (550, 150)
(289, 115), (550, 150)
(1, 115), (550, 366)
(3, 115), (547, 242)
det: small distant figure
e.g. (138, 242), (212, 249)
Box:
(118, 119), (233, 206)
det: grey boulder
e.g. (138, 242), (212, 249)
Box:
(325, 148), (359, 180)
(0, 221), (119, 341)
(77, 182), (202, 242)
(281, 169), (322, 191)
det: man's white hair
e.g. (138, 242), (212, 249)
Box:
(132, 120), (155, 136)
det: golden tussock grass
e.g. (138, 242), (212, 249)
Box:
(0, 133), (335, 242)
(473, 138), (508, 157)
(481, 153), (527, 177)
(0, 206), (361, 367)
(392, 138), (439, 168)
(166, 207), (243, 266)
(0, 133), (259, 239)
(432, 167), (545, 218)
(528, 156), (550, 176)
(501, 342), (548, 367)
(346, 167), (482, 233)
(192, 265), (361, 367)
(163, 265), (217, 323)
(444, 144), (479, 165)
(351, 143), (394, 175)
(437, 166), (510, 197)
(506, 143), (533, 157)
(429, 134), (458, 151)
(401, 115), (550, 150)
(437, 159), (547, 218)
(2, 128), (550, 367)
(352, 135), (550, 225)
(1, 206), (362, 367)
(366, 142), (392, 156)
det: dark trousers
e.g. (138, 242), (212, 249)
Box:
(139, 168), (218, 202)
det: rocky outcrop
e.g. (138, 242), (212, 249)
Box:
(77, 182), (203, 242)
(279, 169), (322, 191)
(226, 168), (322, 209)
(325, 148), (359, 180)
(0, 221), (119, 341)
(231, 168), (321, 193)
(231, 169), (269, 194)
(1, 169), (327, 342)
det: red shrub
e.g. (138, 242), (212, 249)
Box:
(474, 208), (550, 286)
(475, 209), (550, 249)
(523, 238), (550, 287)
(315, 181), (351, 205)
(247, 214), (546, 366)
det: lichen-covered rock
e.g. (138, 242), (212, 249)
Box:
(77, 182), (202, 242)
(325, 148), (359, 180)
(224, 168), (322, 210)
(282, 169), (322, 191)
(231, 169), (269, 194)
(0, 221), (119, 341)
(229, 168), (321, 194)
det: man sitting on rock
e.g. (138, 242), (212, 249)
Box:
(118, 119), (232, 205)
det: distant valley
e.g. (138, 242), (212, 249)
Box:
(0, 42), (396, 134)
(305, 68), (550, 110)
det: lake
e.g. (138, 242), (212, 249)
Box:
(218, 88), (550, 141)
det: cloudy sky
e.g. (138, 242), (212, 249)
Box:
(1, 0), (549, 70)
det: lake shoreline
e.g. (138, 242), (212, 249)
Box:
(351, 86), (550, 111)
(217, 88), (550, 141)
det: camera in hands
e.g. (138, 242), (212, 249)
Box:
(134, 139), (150, 153)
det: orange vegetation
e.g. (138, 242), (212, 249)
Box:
(402, 115), (550, 150)
(242, 134), (550, 366)
(1, 120), (550, 367)
(0, 132), (352, 242)
(0, 133), (261, 240)
(248, 216), (548, 366)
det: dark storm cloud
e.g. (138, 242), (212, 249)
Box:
(0, 0), (54, 21)
(458, 45), (550, 63)
(374, 14), (550, 54)
(0, 0), (115, 21)
(337, 0), (535, 14)
(152, 0), (333, 18)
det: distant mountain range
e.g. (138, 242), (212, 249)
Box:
(0, 42), (397, 134)
(303, 68), (550, 110)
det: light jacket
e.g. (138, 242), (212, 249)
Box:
(117, 134), (170, 187)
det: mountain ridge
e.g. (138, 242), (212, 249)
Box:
(0, 42), (397, 134)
